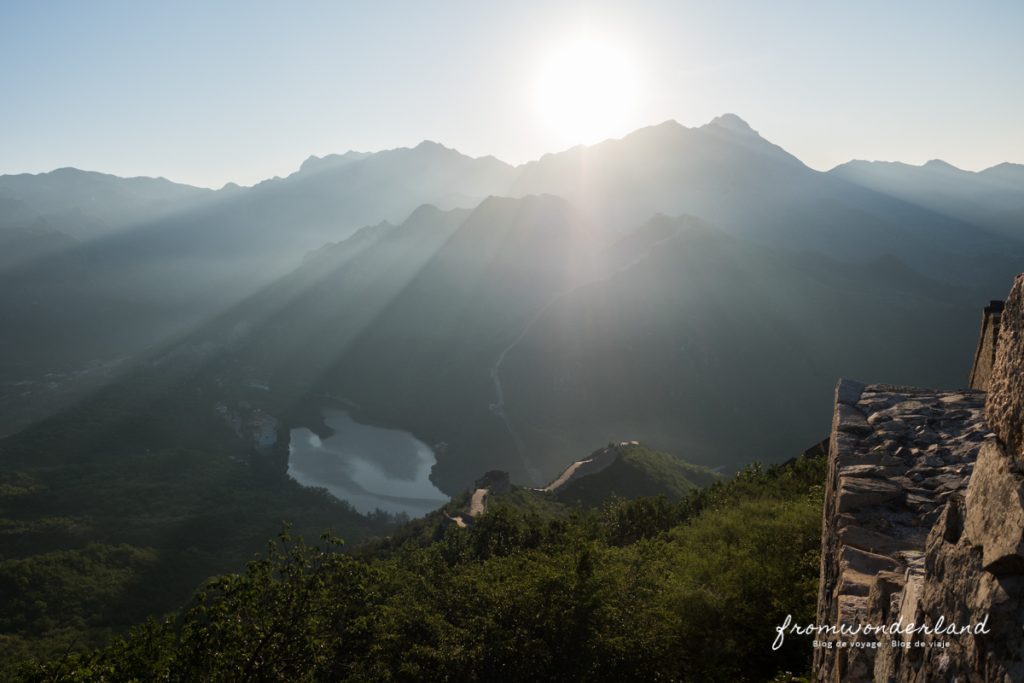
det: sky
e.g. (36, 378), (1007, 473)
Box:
(2, 1), (1022, 188)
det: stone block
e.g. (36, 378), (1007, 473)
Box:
(837, 378), (866, 406)
(986, 274), (1024, 455)
(837, 475), (904, 512)
(964, 440), (1024, 575)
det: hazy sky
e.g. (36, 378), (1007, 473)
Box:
(2, 1), (1022, 188)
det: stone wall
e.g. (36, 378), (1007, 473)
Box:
(987, 276), (1024, 458)
(969, 300), (1004, 391)
(814, 381), (987, 681)
(815, 275), (1024, 682)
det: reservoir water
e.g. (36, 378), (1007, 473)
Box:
(288, 409), (448, 517)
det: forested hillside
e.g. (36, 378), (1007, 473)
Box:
(12, 451), (826, 682)
(0, 358), (398, 672)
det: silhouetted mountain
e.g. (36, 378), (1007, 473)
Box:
(0, 144), (515, 397)
(92, 140), (516, 270)
(183, 203), (988, 492)
(1, 114), (1022, 481)
(0, 168), (213, 240)
(980, 161), (1024, 185)
(511, 116), (805, 233)
(184, 194), (601, 490)
(3, 115), (1024, 675)
(225, 140), (516, 252)
(297, 150), (373, 173)
(496, 214), (981, 477)
(512, 115), (1022, 286)
(830, 158), (1024, 240)
(193, 202), (475, 397)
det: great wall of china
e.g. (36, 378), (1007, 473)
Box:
(815, 275), (1024, 682)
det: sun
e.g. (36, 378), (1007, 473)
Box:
(533, 33), (640, 146)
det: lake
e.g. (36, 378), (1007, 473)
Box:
(287, 409), (448, 517)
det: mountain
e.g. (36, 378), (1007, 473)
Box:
(94, 140), (516, 267)
(485, 213), (983, 480)
(377, 442), (720, 549)
(0, 220), (77, 271)
(512, 115), (1022, 288)
(540, 441), (720, 506)
(830, 158), (1024, 239)
(117, 117), (1018, 493)
(3, 115), (1024, 677)
(3, 116), (1020, 396)
(0, 143), (516, 422)
(186, 194), (603, 490)
(163, 203), (986, 495)
(0, 168), (214, 240)
(3, 115), (1022, 468)
(511, 116), (808, 233)
(188, 202), (476, 397)
(980, 161), (1024, 186)
(0, 142), (510, 252)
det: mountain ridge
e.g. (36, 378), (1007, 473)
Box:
(12, 113), (1019, 192)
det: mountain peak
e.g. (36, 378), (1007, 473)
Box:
(978, 162), (1024, 185)
(298, 150), (370, 174)
(414, 140), (451, 153)
(706, 113), (757, 135)
(983, 161), (1024, 173)
(652, 119), (687, 131)
(923, 159), (960, 172)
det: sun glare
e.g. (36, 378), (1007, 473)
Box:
(533, 33), (640, 146)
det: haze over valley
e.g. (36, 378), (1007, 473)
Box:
(2, 115), (1020, 488)
(4, 114), (1021, 673)
(4, 1), (1024, 676)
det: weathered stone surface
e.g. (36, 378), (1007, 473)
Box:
(817, 276), (1024, 682)
(969, 300), (1004, 391)
(837, 476), (904, 511)
(904, 496), (1024, 683)
(838, 378), (866, 406)
(987, 275), (1024, 456)
(964, 440), (1024, 574)
(841, 545), (900, 576)
(866, 570), (905, 622)
(838, 525), (903, 555)
(814, 381), (987, 682)
(837, 403), (872, 435)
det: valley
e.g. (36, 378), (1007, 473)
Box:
(5, 4), (1022, 678)
(287, 408), (448, 518)
(2, 114), (1023, 678)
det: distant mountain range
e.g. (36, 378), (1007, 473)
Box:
(829, 157), (1024, 239)
(2, 114), (1022, 670)
(1, 115), (1022, 486)
(4, 113), (1019, 261)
